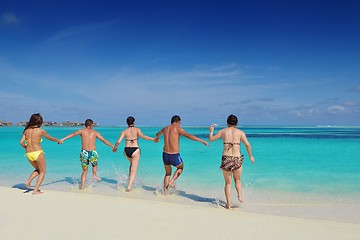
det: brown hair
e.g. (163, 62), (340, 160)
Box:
(85, 119), (94, 127)
(24, 113), (43, 132)
(171, 115), (181, 123)
(227, 114), (238, 126)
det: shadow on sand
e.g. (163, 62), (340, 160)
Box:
(12, 183), (35, 194)
(13, 179), (226, 207)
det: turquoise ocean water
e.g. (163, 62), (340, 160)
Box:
(1, 126), (359, 221)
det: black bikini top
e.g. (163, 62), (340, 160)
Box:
(126, 138), (138, 144)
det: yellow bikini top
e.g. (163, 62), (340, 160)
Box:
(25, 128), (43, 146)
(25, 138), (43, 147)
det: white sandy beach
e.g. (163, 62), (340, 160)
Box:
(1, 187), (359, 240)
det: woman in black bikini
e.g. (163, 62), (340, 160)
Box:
(208, 114), (255, 209)
(112, 116), (157, 191)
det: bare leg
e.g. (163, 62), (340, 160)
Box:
(163, 165), (172, 195)
(26, 160), (39, 188)
(222, 170), (233, 209)
(126, 151), (140, 192)
(33, 153), (46, 195)
(169, 162), (183, 188)
(233, 167), (244, 203)
(92, 165), (101, 181)
(80, 168), (88, 189)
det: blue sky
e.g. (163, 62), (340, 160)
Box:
(1, 0), (359, 126)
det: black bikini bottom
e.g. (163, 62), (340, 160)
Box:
(124, 147), (139, 158)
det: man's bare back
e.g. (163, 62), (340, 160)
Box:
(61, 126), (112, 151)
(78, 128), (99, 151)
(162, 124), (181, 154)
(158, 120), (208, 153)
(155, 115), (209, 195)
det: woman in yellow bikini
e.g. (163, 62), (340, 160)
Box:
(19, 113), (61, 195)
(208, 114), (255, 209)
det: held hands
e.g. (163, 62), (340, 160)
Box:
(112, 146), (118, 152)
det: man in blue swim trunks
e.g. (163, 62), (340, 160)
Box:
(155, 115), (209, 195)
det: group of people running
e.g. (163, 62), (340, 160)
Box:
(20, 113), (255, 209)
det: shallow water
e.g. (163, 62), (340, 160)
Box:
(1, 126), (360, 222)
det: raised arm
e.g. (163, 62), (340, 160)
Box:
(241, 132), (255, 163)
(208, 125), (222, 142)
(180, 128), (209, 146)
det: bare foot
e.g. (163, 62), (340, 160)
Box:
(169, 182), (176, 188)
(79, 185), (85, 190)
(33, 190), (43, 195)
(25, 182), (31, 189)
(163, 185), (169, 195)
(224, 205), (234, 210)
(93, 176), (102, 181)
(238, 195), (244, 203)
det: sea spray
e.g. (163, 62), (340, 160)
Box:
(69, 177), (80, 191)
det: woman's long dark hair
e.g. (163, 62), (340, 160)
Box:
(24, 113), (43, 133)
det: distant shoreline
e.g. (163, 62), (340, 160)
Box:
(0, 120), (86, 127)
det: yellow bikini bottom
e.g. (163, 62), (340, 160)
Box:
(25, 150), (44, 161)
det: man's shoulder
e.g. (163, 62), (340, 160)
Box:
(163, 125), (172, 131)
(78, 128), (87, 133)
(80, 128), (98, 135)
(91, 129), (100, 134)
(175, 126), (187, 135)
(169, 124), (181, 130)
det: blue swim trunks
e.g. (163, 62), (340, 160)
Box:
(162, 152), (183, 166)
